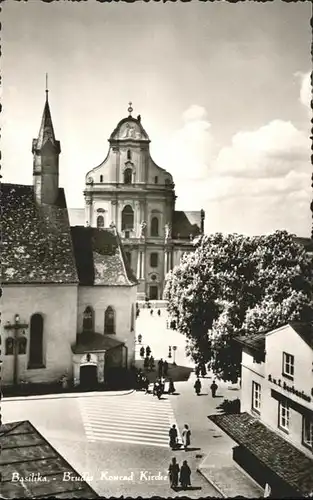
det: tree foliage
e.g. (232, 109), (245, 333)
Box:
(164, 231), (313, 382)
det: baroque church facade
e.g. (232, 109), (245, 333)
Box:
(1, 92), (137, 389)
(70, 103), (205, 300)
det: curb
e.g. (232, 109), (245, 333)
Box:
(1, 388), (136, 402)
(196, 467), (226, 498)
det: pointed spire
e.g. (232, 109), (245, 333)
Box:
(33, 77), (59, 152)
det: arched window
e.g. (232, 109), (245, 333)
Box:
(124, 168), (132, 185)
(97, 215), (104, 228)
(5, 337), (14, 355)
(29, 314), (44, 368)
(151, 217), (159, 237)
(83, 306), (94, 332)
(100, 175), (103, 183)
(104, 306), (115, 334)
(122, 205), (134, 231)
(127, 150), (132, 160)
(150, 253), (158, 268)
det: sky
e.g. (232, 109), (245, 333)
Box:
(2, 0), (312, 236)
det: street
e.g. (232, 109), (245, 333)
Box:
(1, 310), (233, 497)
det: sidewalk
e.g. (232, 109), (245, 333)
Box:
(2, 388), (135, 402)
(172, 373), (264, 498)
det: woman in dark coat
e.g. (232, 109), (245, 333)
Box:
(179, 460), (191, 490)
(168, 457), (180, 489)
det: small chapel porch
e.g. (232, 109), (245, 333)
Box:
(71, 332), (129, 390)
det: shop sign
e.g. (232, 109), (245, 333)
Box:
(268, 374), (311, 403)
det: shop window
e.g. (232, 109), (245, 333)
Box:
(282, 352), (294, 380)
(28, 314), (44, 368)
(122, 205), (134, 231)
(151, 217), (159, 237)
(251, 381), (261, 413)
(83, 306), (94, 332)
(150, 253), (158, 268)
(302, 416), (313, 449)
(105, 306), (115, 334)
(278, 400), (290, 432)
(97, 215), (104, 229)
(124, 168), (132, 185)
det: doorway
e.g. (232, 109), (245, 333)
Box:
(80, 365), (98, 391)
(149, 285), (158, 300)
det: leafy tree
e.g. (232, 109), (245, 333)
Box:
(164, 230), (313, 382)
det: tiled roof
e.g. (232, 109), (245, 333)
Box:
(172, 210), (202, 239)
(289, 322), (313, 350)
(0, 420), (98, 498)
(72, 332), (124, 354)
(234, 332), (266, 352)
(1, 183), (78, 284)
(209, 412), (313, 497)
(71, 226), (137, 286)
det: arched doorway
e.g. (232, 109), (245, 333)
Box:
(79, 353), (98, 391)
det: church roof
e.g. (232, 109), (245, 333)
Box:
(71, 226), (138, 286)
(109, 115), (150, 143)
(72, 332), (124, 354)
(0, 420), (98, 498)
(1, 183), (78, 284)
(32, 97), (60, 153)
(172, 210), (202, 239)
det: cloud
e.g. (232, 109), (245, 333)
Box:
(296, 71), (311, 109)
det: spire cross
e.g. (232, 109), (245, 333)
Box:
(128, 101), (133, 116)
(45, 73), (49, 101)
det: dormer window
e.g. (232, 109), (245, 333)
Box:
(127, 150), (132, 160)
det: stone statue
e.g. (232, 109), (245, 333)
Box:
(109, 221), (116, 228)
(140, 221), (147, 238)
(165, 223), (172, 240)
(123, 123), (136, 138)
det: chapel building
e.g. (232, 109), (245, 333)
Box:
(1, 91), (137, 390)
(69, 104), (205, 300)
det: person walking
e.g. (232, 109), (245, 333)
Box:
(179, 460), (191, 490)
(194, 377), (201, 395)
(168, 457), (180, 489)
(181, 424), (191, 451)
(168, 377), (176, 394)
(158, 358), (164, 377)
(163, 360), (169, 377)
(200, 363), (207, 378)
(169, 424), (178, 450)
(157, 309), (161, 316)
(210, 379), (218, 398)
(150, 309), (153, 316)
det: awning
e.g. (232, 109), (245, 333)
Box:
(0, 421), (98, 498)
(72, 332), (124, 355)
(209, 412), (313, 497)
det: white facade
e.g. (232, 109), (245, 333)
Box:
(240, 324), (313, 458)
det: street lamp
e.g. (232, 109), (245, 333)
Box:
(172, 346), (177, 365)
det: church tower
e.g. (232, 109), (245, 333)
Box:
(32, 78), (61, 205)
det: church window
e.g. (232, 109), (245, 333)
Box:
(127, 150), (132, 160)
(100, 175), (103, 183)
(122, 205), (134, 231)
(28, 314), (44, 368)
(125, 251), (131, 266)
(18, 337), (27, 355)
(97, 215), (104, 228)
(124, 168), (132, 185)
(154, 176), (158, 184)
(83, 306), (94, 332)
(151, 217), (159, 237)
(150, 253), (158, 268)
(5, 337), (14, 355)
(104, 306), (115, 334)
